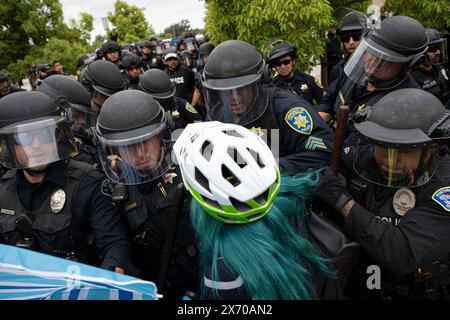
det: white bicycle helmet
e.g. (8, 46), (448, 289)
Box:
(173, 121), (280, 224)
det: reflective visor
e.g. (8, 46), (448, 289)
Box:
(202, 81), (268, 126)
(353, 140), (440, 188)
(344, 38), (420, 88)
(97, 134), (173, 185)
(0, 117), (77, 169)
(70, 104), (98, 141)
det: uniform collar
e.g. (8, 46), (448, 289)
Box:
(11, 161), (67, 190)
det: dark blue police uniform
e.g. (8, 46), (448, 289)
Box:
(248, 87), (333, 174)
(272, 72), (324, 106)
(0, 159), (135, 273)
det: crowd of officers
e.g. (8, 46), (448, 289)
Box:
(0, 11), (449, 300)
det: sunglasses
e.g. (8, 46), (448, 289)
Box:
(273, 58), (292, 67)
(340, 32), (361, 43)
(13, 130), (54, 146)
(427, 44), (441, 53)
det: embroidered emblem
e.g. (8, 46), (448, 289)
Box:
(285, 106), (313, 135)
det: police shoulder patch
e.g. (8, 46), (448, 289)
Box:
(101, 179), (114, 198)
(285, 106), (313, 135)
(432, 187), (450, 212)
(185, 102), (198, 114)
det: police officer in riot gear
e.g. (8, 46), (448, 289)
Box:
(411, 28), (449, 108)
(191, 43), (216, 119)
(80, 60), (126, 111)
(138, 41), (165, 71)
(101, 40), (122, 68)
(94, 90), (199, 299)
(0, 72), (24, 99)
(201, 39), (334, 174)
(138, 69), (203, 129)
(318, 16), (427, 129)
(329, 11), (367, 84)
(36, 75), (99, 165)
(268, 42), (324, 106)
(121, 54), (143, 90)
(316, 88), (450, 300)
(164, 48), (196, 102)
(0, 91), (135, 274)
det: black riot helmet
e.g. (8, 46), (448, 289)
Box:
(184, 37), (198, 53)
(0, 72), (9, 82)
(138, 69), (177, 112)
(354, 88), (449, 188)
(81, 60), (126, 97)
(336, 11), (366, 36)
(268, 42), (297, 66)
(425, 28), (448, 65)
(101, 40), (121, 54)
(121, 54), (142, 69)
(198, 42), (215, 57)
(201, 40), (267, 126)
(344, 16), (428, 89)
(94, 90), (173, 185)
(0, 91), (77, 170)
(36, 75), (97, 141)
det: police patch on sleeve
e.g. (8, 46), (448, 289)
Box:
(432, 187), (450, 212)
(185, 102), (198, 114)
(285, 106), (313, 135)
(101, 179), (114, 198)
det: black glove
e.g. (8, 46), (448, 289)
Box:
(316, 167), (352, 212)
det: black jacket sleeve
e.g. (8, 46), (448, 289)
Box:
(74, 170), (137, 275)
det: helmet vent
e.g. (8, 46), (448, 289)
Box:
(221, 164), (241, 187)
(247, 148), (265, 168)
(255, 189), (269, 205)
(229, 196), (252, 211)
(227, 146), (247, 168)
(201, 140), (213, 161)
(195, 167), (211, 193)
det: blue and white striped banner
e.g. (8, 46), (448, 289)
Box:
(0, 244), (158, 300)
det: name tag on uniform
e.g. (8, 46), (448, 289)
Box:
(1, 208), (15, 216)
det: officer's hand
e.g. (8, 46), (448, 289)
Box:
(316, 167), (352, 212)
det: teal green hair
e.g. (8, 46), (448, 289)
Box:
(190, 171), (334, 300)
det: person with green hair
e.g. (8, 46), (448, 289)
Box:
(174, 121), (351, 299)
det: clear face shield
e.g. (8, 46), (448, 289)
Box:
(181, 55), (194, 67)
(426, 39), (448, 65)
(69, 104), (98, 141)
(201, 77), (267, 126)
(0, 116), (78, 170)
(344, 38), (413, 89)
(353, 137), (440, 188)
(96, 123), (173, 185)
(155, 44), (165, 56)
(186, 41), (198, 53)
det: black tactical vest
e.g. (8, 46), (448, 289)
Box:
(115, 167), (199, 294)
(0, 160), (93, 258)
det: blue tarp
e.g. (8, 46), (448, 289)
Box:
(0, 244), (159, 300)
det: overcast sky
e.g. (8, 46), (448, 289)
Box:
(60, 0), (206, 42)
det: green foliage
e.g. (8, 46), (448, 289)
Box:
(329, 0), (372, 13)
(383, 0), (450, 33)
(0, 0), (94, 83)
(163, 19), (191, 38)
(205, 0), (335, 72)
(0, 0), (65, 71)
(107, 0), (155, 43)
